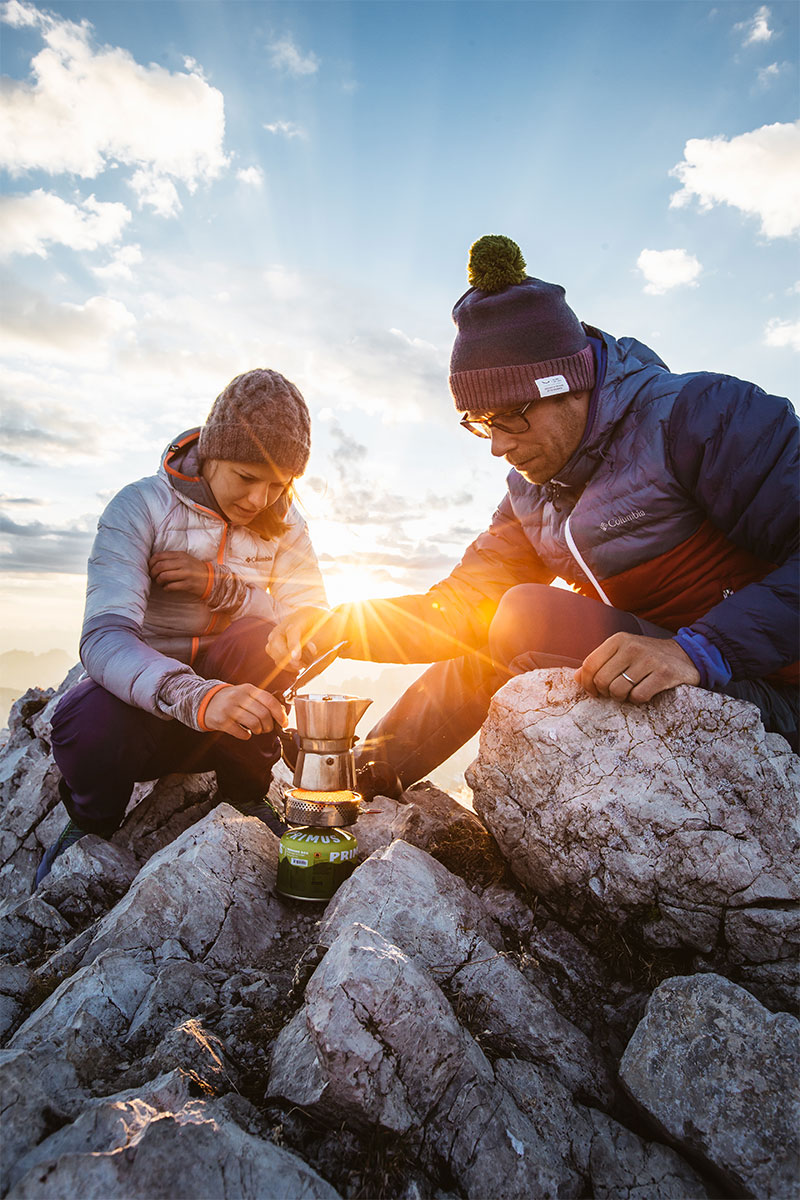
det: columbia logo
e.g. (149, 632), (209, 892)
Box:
(601, 509), (646, 533)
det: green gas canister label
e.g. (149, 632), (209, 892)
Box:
(277, 826), (358, 902)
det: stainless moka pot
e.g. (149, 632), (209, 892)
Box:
(290, 692), (372, 797)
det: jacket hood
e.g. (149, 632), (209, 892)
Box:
(159, 429), (290, 536)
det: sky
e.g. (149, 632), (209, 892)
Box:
(1, 0), (798, 672)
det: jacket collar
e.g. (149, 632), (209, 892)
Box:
(159, 430), (285, 537)
(508, 328), (670, 497)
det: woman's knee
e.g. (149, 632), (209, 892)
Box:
(51, 680), (154, 784)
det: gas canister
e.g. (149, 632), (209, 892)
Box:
(277, 825), (358, 901)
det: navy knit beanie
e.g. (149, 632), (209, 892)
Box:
(449, 235), (595, 412)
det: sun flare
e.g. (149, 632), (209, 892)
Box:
(323, 567), (404, 607)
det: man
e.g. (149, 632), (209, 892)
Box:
(267, 235), (799, 790)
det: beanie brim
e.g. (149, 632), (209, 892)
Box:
(450, 344), (595, 412)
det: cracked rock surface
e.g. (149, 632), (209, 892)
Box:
(620, 973), (800, 1199)
(1, 671), (797, 1198)
(469, 670), (800, 1008)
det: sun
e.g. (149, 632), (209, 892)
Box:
(323, 566), (403, 607)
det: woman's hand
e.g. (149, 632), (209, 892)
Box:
(574, 633), (701, 702)
(203, 684), (288, 740)
(150, 551), (211, 597)
(266, 605), (342, 671)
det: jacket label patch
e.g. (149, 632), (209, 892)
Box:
(535, 374), (569, 397)
(601, 509), (646, 532)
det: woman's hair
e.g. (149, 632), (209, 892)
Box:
(259, 486), (294, 539)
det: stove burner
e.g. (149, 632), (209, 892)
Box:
(285, 787), (362, 828)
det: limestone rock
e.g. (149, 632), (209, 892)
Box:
(319, 842), (612, 1103)
(312, 780), (501, 887)
(392, 780), (509, 886)
(38, 803), (287, 985)
(9, 1093), (342, 1200)
(619, 973), (800, 1198)
(0, 735), (63, 912)
(0, 676), (218, 911)
(270, 923), (586, 1198)
(271, 921), (702, 1199)
(0, 838), (140, 971)
(469, 672), (800, 980)
(109, 771), (218, 866)
(0, 962), (35, 1041)
(0, 1045), (87, 1195)
(496, 1059), (708, 1200)
(1, 805), (303, 1182)
(321, 839), (502, 964)
(585, 1109), (710, 1199)
(4, 661), (796, 1200)
(448, 939), (613, 1105)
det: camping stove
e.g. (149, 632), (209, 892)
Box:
(276, 693), (372, 902)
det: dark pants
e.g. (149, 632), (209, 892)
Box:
(359, 584), (799, 785)
(51, 617), (292, 837)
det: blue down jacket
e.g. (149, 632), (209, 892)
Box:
(337, 328), (799, 685)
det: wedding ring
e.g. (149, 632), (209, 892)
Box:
(621, 671), (637, 685)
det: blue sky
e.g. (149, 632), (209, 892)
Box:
(1, 0), (799, 661)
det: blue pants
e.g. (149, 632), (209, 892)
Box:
(51, 617), (291, 836)
(360, 584), (798, 785)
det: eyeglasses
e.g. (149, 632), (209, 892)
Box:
(459, 398), (537, 439)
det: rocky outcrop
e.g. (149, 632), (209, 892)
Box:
(1, 670), (797, 1198)
(469, 670), (800, 1010)
(269, 918), (707, 1199)
(620, 973), (800, 1199)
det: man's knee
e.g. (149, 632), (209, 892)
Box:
(488, 583), (642, 669)
(489, 583), (559, 666)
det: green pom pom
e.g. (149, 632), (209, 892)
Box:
(467, 235), (527, 293)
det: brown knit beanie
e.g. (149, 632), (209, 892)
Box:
(198, 369), (311, 476)
(449, 235), (595, 412)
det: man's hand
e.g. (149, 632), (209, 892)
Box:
(266, 605), (342, 672)
(150, 551), (210, 597)
(203, 684), (287, 740)
(574, 633), (701, 703)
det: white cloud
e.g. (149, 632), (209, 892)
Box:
(0, 393), (104, 465)
(0, 1), (228, 214)
(263, 120), (306, 139)
(669, 121), (800, 238)
(0, 189), (131, 258)
(764, 317), (800, 351)
(757, 61), (789, 87)
(0, 276), (136, 360)
(236, 166), (265, 187)
(91, 243), (143, 281)
(636, 248), (702, 295)
(128, 168), (181, 218)
(734, 5), (774, 45)
(268, 35), (319, 76)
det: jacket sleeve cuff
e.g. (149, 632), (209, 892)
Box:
(207, 563), (248, 613)
(156, 675), (231, 730)
(674, 628), (733, 690)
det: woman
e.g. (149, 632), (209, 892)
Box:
(37, 368), (327, 884)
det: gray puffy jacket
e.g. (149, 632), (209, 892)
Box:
(79, 431), (327, 728)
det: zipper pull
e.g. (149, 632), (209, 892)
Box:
(545, 482), (562, 511)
